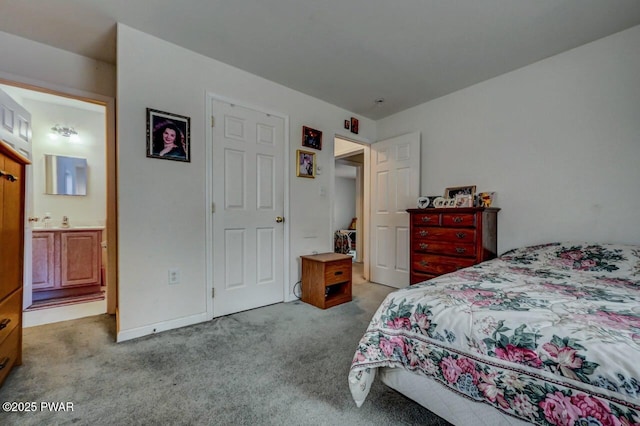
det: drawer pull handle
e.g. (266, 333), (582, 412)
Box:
(419, 230), (428, 237)
(421, 217), (432, 222)
(0, 318), (10, 330)
(0, 170), (17, 182)
(419, 243), (429, 249)
(0, 357), (9, 370)
(456, 247), (467, 253)
(334, 271), (343, 276)
(453, 217), (463, 223)
(456, 232), (466, 239)
(420, 261), (429, 267)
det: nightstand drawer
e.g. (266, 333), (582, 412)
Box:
(413, 227), (477, 243)
(412, 241), (476, 257)
(412, 254), (476, 276)
(324, 260), (352, 285)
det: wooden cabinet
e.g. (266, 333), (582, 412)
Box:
(300, 253), (352, 309)
(0, 141), (29, 387)
(32, 229), (102, 302)
(407, 207), (499, 284)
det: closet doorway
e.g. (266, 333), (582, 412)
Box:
(333, 137), (369, 279)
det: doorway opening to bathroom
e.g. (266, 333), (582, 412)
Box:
(0, 80), (116, 328)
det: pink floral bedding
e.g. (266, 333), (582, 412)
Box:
(349, 243), (640, 425)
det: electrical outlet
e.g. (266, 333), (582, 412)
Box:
(168, 268), (180, 285)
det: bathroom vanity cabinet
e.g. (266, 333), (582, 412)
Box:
(32, 228), (103, 302)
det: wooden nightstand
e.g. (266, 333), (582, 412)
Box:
(300, 253), (352, 309)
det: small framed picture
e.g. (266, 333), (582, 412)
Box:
(344, 120), (350, 130)
(455, 193), (474, 208)
(302, 126), (322, 150)
(350, 117), (359, 134)
(296, 150), (315, 178)
(146, 108), (190, 162)
(444, 185), (476, 199)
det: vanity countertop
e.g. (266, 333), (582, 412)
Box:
(33, 225), (105, 231)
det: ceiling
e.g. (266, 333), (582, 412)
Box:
(2, 0), (640, 120)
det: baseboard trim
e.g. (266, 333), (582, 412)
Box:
(116, 312), (208, 342)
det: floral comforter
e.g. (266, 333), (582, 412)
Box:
(349, 243), (640, 425)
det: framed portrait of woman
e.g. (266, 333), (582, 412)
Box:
(146, 108), (191, 162)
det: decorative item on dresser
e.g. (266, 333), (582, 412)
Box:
(0, 140), (29, 387)
(407, 207), (499, 284)
(300, 253), (352, 309)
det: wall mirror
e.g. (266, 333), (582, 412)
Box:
(45, 154), (88, 196)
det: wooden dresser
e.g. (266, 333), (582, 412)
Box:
(407, 207), (499, 284)
(300, 253), (352, 309)
(0, 141), (29, 387)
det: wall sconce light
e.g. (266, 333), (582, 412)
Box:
(50, 124), (80, 142)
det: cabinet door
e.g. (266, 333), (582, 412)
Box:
(32, 232), (56, 291)
(0, 154), (24, 301)
(60, 231), (100, 287)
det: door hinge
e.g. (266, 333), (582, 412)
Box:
(211, 116), (215, 127)
(212, 288), (215, 298)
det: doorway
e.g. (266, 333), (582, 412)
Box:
(333, 136), (369, 278)
(0, 81), (116, 327)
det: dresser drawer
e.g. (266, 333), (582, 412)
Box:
(411, 272), (437, 285)
(413, 213), (440, 226)
(324, 260), (352, 286)
(0, 290), (21, 346)
(412, 254), (476, 276)
(412, 241), (476, 257)
(442, 213), (476, 227)
(413, 227), (477, 244)
(0, 325), (20, 386)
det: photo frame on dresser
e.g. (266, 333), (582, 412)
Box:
(455, 193), (474, 207)
(444, 185), (476, 200)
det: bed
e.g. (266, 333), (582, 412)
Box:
(349, 242), (640, 425)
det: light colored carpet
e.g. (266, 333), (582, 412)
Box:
(0, 265), (449, 425)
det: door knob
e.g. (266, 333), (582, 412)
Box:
(275, 216), (285, 223)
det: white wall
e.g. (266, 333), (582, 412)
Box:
(377, 25), (640, 253)
(334, 177), (356, 230)
(116, 24), (375, 340)
(25, 100), (106, 227)
(0, 30), (115, 98)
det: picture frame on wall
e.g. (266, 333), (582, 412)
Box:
(296, 149), (315, 178)
(350, 117), (359, 134)
(444, 185), (476, 200)
(146, 108), (191, 162)
(302, 126), (322, 150)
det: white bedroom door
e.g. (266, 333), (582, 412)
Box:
(0, 87), (33, 309)
(210, 99), (285, 317)
(370, 132), (420, 288)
